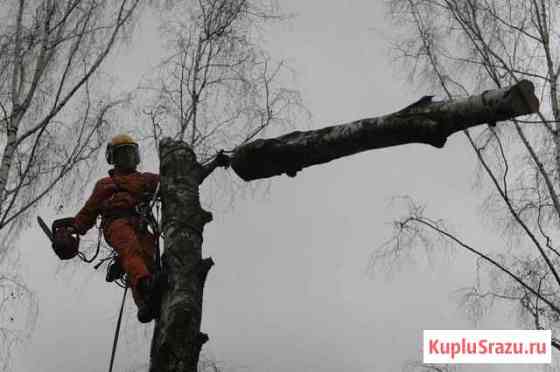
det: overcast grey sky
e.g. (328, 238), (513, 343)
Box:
(11, 1), (557, 372)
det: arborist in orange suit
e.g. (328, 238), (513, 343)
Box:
(69, 134), (230, 323)
(71, 134), (162, 323)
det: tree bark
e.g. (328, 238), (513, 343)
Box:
(150, 138), (214, 372)
(230, 79), (539, 181)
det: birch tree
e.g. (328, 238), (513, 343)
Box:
(372, 0), (560, 351)
(0, 1), (141, 370)
(145, 1), (541, 371)
(137, 1), (303, 369)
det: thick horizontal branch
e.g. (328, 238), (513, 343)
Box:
(230, 80), (539, 181)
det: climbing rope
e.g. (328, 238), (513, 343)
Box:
(149, 182), (162, 271)
(154, 196), (162, 269)
(108, 283), (128, 372)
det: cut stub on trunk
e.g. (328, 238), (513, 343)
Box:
(230, 79), (539, 181)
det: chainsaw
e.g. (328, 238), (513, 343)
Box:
(38, 216), (125, 283)
(37, 216), (80, 260)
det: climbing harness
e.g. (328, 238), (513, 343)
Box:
(95, 179), (163, 286)
(100, 173), (163, 279)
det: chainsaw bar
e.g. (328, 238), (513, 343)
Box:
(37, 216), (54, 243)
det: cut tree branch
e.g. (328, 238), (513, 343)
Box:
(230, 79), (539, 181)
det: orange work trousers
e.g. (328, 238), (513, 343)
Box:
(103, 217), (156, 306)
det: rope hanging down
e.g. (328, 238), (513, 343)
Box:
(108, 284), (128, 372)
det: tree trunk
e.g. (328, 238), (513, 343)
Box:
(150, 138), (214, 372)
(230, 79), (539, 181)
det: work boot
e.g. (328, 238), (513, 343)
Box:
(137, 274), (163, 323)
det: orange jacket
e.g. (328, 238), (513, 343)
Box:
(74, 168), (159, 235)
